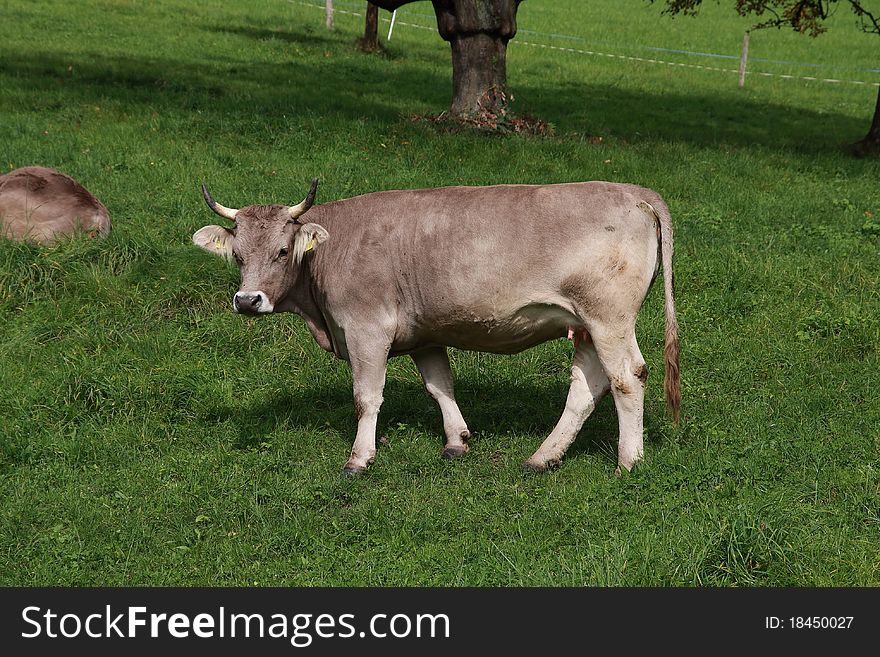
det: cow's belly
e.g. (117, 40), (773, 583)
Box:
(405, 302), (579, 355)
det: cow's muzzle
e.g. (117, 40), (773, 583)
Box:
(233, 290), (273, 314)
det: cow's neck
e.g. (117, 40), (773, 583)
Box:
(279, 262), (339, 357)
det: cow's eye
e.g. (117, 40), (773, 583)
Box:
(278, 247), (289, 259)
(232, 252), (243, 265)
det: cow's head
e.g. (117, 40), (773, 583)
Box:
(193, 179), (328, 314)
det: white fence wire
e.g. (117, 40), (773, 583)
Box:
(295, 0), (880, 88)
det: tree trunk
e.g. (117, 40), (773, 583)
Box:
(449, 32), (507, 116)
(433, 0), (521, 119)
(358, 3), (380, 52)
(853, 86), (880, 157)
(368, 0), (523, 120)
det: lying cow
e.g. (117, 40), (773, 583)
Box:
(0, 166), (112, 243)
(195, 179), (680, 475)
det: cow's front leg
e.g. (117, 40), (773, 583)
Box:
(344, 342), (391, 475)
(411, 347), (471, 459)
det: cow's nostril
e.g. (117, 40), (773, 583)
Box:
(234, 291), (271, 314)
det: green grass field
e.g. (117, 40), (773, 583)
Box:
(1, 0), (878, 586)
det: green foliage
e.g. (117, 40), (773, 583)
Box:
(738, 1), (832, 36)
(659, 0), (880, 36)
(861, 212), (880, 236)
(0, 0), (878, 586)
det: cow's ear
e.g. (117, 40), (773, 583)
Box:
(293, 223), (329, 263)
(193, 225), (234, 261)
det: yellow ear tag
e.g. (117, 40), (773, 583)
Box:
(213, 237), (225, 250)
(303, 238), (317, 253)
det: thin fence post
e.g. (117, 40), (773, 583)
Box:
(738, 31), (749, 88)
(326, 0), (334, 30)
(387, 10), (397, 40)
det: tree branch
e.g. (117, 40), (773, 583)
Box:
(848, 0), (880, 34)
(659, 0), (879, 35)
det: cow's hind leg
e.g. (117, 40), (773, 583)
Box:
(590, 327), (649, 473)
(411, 347), (471, 459)
(523, 340), (610, 472)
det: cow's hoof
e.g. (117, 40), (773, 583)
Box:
(343, 465), (366, 478)
(522, 459), (555, 474)
(521, 461), (543, 474)
(441, 445), (467, 460)
(615, 457), (640, 477)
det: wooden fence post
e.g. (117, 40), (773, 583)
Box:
(326, 0), (334, 30)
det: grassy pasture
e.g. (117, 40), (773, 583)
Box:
(0, 0), (878, 586)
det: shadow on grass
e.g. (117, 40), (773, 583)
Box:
(209, 25), (402, 62)
(209, 25), (340, 48)
(206, 374), (675, 467)
(517, 79), (871, 155)
(2, 38), (869, 156)
(0, 36), (446, 133)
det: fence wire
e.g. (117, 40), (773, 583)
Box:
(292, 1), (880, 88)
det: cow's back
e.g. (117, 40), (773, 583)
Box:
(307, 182), (664, 354)
(0, 166), (112, 243)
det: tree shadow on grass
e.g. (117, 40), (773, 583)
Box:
(209, 25), (339, 48)
(208, 25), (404, 62)
(1, 33), (871, 155)
(515, 78), (872, 155)
(0, 43), (447, 132)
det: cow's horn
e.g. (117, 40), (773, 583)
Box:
(288, 178), (319, 221)
(201, 183), (239, 221)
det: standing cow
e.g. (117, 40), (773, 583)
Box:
(0, 166), (112, 243)
(194, 179), (679, 475)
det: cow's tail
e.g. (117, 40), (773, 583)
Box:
(643, 197), (680, 425)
